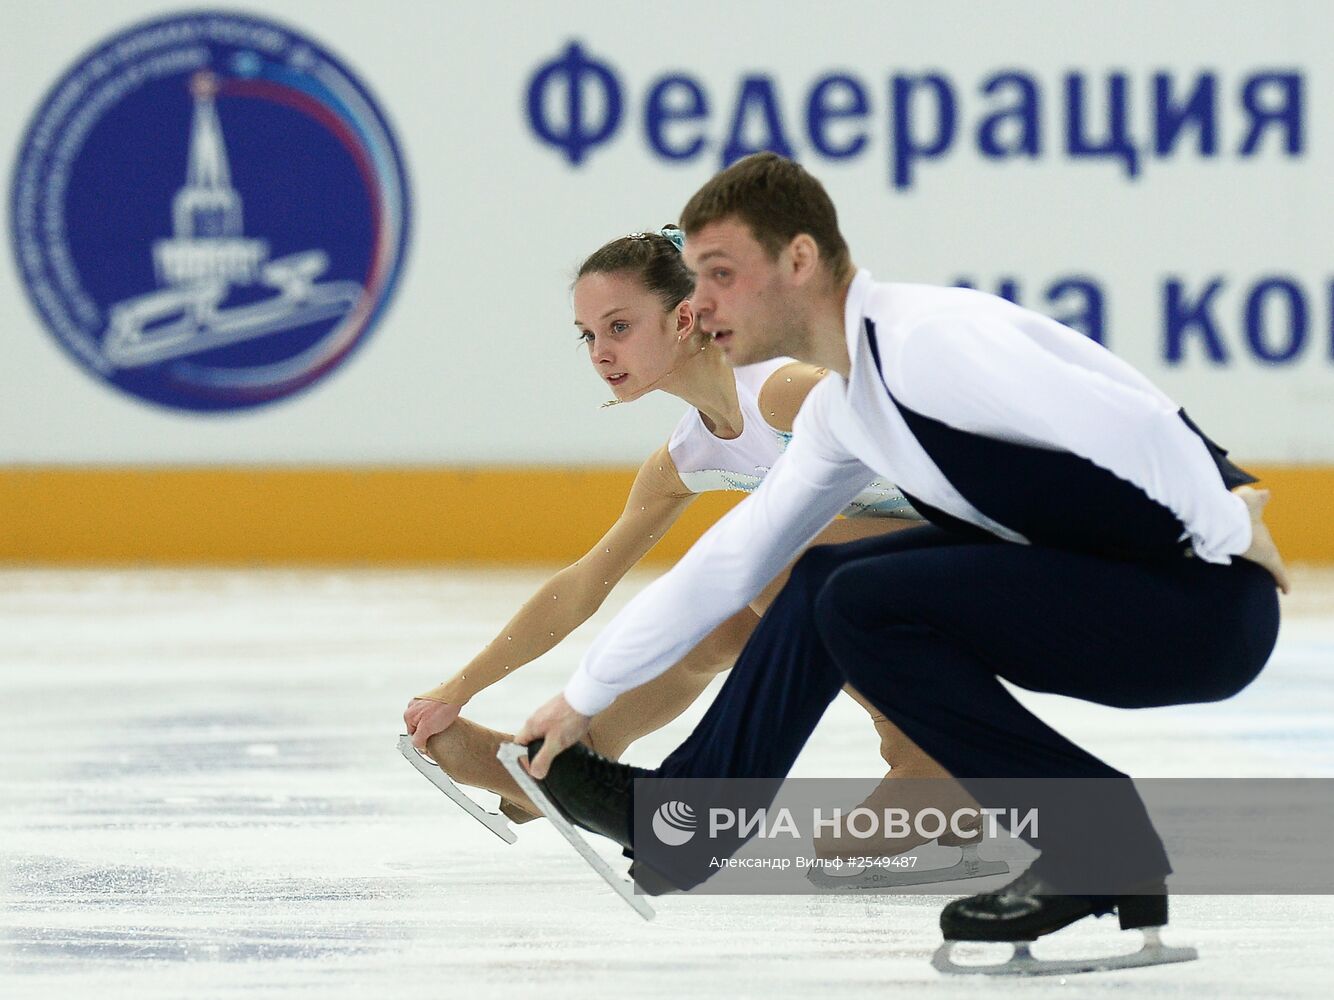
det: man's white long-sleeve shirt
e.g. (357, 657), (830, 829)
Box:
(563, 272), (1253, 716)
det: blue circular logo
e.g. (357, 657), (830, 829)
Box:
(10, 11), (411, 411)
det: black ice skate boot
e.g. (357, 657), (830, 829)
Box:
(939, 867), (1168, 942)
(524, 737), (647, 851)
(933, 866), (1196, 976)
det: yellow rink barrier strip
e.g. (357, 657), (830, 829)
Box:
(0, 466), (742, 565)
(0, 465), (1330, 565)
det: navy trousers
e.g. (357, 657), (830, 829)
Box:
(653, 525), (1280, 889)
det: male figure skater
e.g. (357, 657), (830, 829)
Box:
(514, 152), (1287, 967)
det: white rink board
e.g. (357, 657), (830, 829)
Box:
(1, 0), (1332, 463)
(1, 567), (1332, 999)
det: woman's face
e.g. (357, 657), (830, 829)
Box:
(573, 271), (683, 402)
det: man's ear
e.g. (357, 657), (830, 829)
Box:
(787, 233), (820, 286)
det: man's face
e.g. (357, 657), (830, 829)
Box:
(685, 217), (797, 367)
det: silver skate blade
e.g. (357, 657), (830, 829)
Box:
(397, 734), (517, 845)
(496, 742), (654, 922)
(808, 843), (1010, 891)
(932, 928), (1198, 976)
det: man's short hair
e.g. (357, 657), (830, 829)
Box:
(680, 152), (853, 282)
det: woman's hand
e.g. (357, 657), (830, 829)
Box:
(1234, 486), (1290, 594)
(404, 698), (463, 753)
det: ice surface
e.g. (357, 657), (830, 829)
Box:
(2, 566), (1331, 998)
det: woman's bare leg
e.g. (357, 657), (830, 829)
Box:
(424, 717), (539, 820)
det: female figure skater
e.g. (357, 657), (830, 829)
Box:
(403, 228), (951, 854)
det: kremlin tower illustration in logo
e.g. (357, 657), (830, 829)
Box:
(103, 70), (363, 371)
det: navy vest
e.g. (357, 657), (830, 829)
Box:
(864, 320), (1255, 561)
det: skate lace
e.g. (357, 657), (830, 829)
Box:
(998, 867), (1052, 898)
(575, 748), (636, 794)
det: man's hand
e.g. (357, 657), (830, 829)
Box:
(1234, 486), (1290, 594)
(403, 698), (462, 753)
(515, 693), (591, 780)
